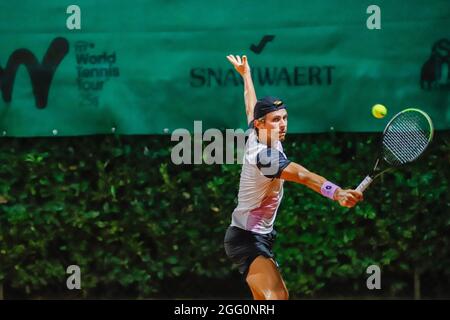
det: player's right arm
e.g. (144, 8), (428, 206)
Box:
(226, 54), (256, 124)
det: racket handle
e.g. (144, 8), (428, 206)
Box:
(356, 175), (373, 192)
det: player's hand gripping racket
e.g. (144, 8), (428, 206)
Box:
(356, 108), (434, 192)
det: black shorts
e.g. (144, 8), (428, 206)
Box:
(224, 226), (278, 279)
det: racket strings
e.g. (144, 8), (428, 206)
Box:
(386, 120), (428, 161)
(384, 116), (430, 164)
(384, 124), (428, 164)
(382, 112), (431, 166)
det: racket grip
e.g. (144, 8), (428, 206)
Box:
(356, 176), (373, 192)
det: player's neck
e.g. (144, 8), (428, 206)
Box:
(257, 133), (278, 147)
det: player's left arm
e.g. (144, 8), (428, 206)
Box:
(280, 162), (363, 208)
(256, 148), (363, 208)
(226, 54), (256, 124)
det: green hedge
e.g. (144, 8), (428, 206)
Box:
(0, 131), (449, 299)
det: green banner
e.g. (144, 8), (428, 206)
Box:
(0, 0), (449, 136)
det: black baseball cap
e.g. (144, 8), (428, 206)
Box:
(250, 96), (287, 127)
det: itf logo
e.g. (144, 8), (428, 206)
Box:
(421, 38), (450, 90)
(0, 37), (69, 108)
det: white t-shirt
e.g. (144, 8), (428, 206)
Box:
(230, 129), (291, 234)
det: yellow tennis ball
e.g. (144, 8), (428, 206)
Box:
(372, 104), (387, 119)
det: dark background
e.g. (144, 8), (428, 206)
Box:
(0, 131), (448, 299)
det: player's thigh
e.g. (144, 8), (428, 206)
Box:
(246, 256), (288, 300)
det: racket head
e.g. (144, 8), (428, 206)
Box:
(381, 108), (434, 167)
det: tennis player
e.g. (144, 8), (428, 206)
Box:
(224, 54), (363, 300)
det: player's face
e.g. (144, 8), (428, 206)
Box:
(256, 109), (288, 143)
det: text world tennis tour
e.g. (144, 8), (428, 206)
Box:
(174, 304), (276, 317)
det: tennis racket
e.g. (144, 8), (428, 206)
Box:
(356, 108), (434, 192)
